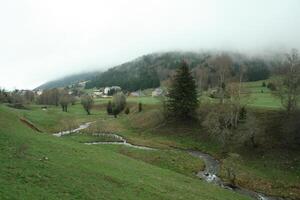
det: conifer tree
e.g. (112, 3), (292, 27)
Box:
(166, 61), (199, 120)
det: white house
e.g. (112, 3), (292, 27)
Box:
(93, 89), (103, 97)
(78, 81), (88, 87)
(152, 88), (164, 97)
(104, 86), (121, 95)
(104, 87), (110, 95)
(36, 90), (43, 96)
(130, 90), (144, 97)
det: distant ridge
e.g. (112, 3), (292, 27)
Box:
(35, 71), (101, 90)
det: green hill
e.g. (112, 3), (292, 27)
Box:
(85, 51), (210, 91)
(0, 105), (250, 200)
(85, 51), (277, 91)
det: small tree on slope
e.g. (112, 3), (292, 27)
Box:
(166, 61), (199, 120)
(81, 95), (94, 115)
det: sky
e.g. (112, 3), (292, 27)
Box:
(0, 0), (300, 90)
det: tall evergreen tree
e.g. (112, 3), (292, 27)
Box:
(166, 61), (199, 120)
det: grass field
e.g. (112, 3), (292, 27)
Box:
(241, 80), (282, 109)
(1, 78), (299, 199)
(0, 105), (250, 200)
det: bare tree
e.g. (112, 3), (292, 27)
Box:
(209, 54), (232, 103)
(24, 90), (35, 103)
(59, 94), (72, 112)
(277, 49), (300, 114)
(202, 104), (232, 152)
(81, 95), (94, 115)
(193, 65), (209, 92)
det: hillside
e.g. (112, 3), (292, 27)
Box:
(85, 51), (280, 91)
(85, 51), (210, 91)
(35, 51), (281, 92)
(35, 71), (101, 90)
(0, 105), (251, 200)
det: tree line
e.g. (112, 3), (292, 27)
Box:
(165, 49), (300, 151)
(85, 52), (273, 92)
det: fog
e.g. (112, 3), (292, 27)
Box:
(0, 0), (300, 90)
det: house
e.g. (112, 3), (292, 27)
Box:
(104, 86), (121, 95)
(36, 90), (43, 96)
(78, 81), (88, 87)
(93, 89), (103, 97)
(152, 88), (164, 97)
(104, 87), (110, 95)
(130, 90), (145, 97)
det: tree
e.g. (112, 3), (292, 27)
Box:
(138, 102), (142, 112)
(111, 92), (126, 116)
(193, 65), (209, 92)
(70, 96), (77, 105)
(107, 101), (113, 114)
(59, 94), (71, 112)
(277, 49), (300, 114)
(24, 90), (35, 103)
(202, 104), (232, 152)
(242, 114), (260, 148)
(9, 90), (25, 109)
(124, 107), (130, 114)
(166, 61), (199, 120)
(81, 95), (94, 115)
(0, 88), (8, 103)
(209, 54), (232, 103)
(37, 88), (60, 106)
(245, 59), (270, 81)
(223, 153), (242, 186)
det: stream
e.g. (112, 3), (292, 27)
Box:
(53, 122), (285, 200)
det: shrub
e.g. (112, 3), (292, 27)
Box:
(138, 102), (142, 112)
(125, 107), (130, 115)
(267, 82), (277, 91)
(239, 107), (247, 120)
(262, 81), (266, 87)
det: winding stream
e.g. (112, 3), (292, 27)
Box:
(53, 122), (93, 137)
(85, 133), (154, 150)
(53, 122), (285, 200)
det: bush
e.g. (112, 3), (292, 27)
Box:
(262, 81), (266, 87)
(138, 102), (142, 112)
(267, 82), (277, 91)
(239, 107), (247, 120)
(125, 107), (130, 115)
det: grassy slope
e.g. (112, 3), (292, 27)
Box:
(88, 104), (299, 199)
(241, 80), (282, 109)
(0, 105), (250, 200)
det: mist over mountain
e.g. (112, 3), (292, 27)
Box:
(35, 50), (284, 91)
(35, 71), (101, 90)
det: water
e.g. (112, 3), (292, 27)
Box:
(53, 122), (93, 137)
(53, 122), (285, 200)
(85, 133), (154, 150)
(188, 151), (285, 200)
